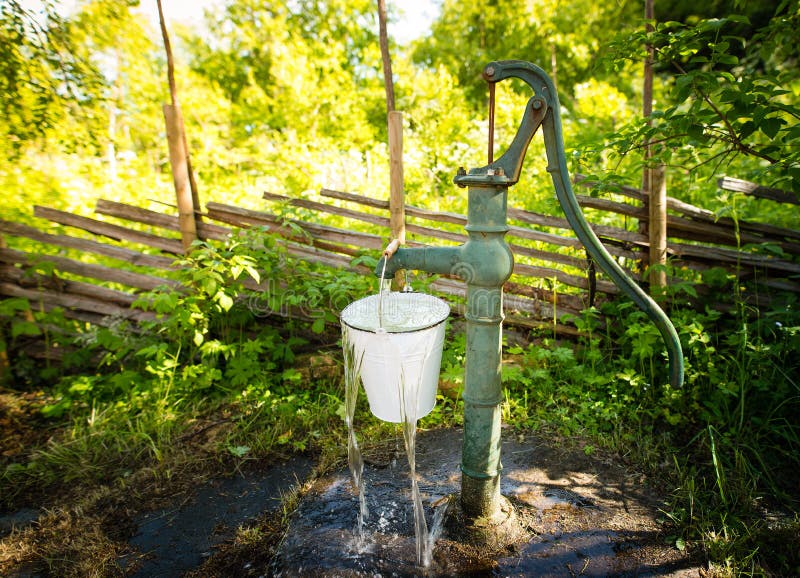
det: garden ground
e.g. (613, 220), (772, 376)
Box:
(1, 395), (707, 577)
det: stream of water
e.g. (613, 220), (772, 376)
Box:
(397, 367), (431, 566)
(342, 333), (368, 552)
(341, 262), (444, 568)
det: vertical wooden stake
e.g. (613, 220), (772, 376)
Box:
(388, 110), (405, 289)
(158, 0), (200, 253)
(0, 234), (8, 381)
(647, 166), (668, 291)
(388, 111), (405, 244)
(377, 0), (395, 113)
(642, 0), (667, 294)
(164, 104), (197, 253)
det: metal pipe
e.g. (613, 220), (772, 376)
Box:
(376, 179), (514, 520)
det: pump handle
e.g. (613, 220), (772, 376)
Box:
(481, 60), (684, 389)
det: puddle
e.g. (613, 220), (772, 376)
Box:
(0, 508), (39, 538)
(271, 432), (461, 577)
(120, 457), (312, 577)
(271, 429), (700, 577)
(495, 529), (623, 576)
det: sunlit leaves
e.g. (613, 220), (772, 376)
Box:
(413, 0), (638, 109)
(599, 6), (800, 192)
(0, 0), (103, 147)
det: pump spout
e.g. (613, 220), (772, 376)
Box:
(375, 246), (463, 279)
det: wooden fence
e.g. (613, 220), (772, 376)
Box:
(1, 176), (799, 347)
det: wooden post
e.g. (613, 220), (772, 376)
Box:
(377, 0), (395, 113)
(164, 104), (197, 253)
(388, 111), (405, 289)
(647, 166), (668, 290)
(388, 111), (405, 245)
(642, 0), (667, 293)
(0, 233), (8, 381)
(157, 0), (199, 253)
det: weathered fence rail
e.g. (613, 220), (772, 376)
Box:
(1, 176), (798, 342)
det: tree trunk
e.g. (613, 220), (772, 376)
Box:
(377, 0), (395, 113)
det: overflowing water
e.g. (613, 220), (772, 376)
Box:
(342, 335), (368, 551)
(397, 366), (431, 567)
(425, 492), (449, 565)
(340, 263), (447, 568)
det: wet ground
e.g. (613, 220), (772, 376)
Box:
(118, 457), (314, 577)
(271, 429), (701, 577)
(1, 428), (701, 577)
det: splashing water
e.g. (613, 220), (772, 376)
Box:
(425, 500), (448, 566)
(342, 334), (368, 551)
(397, 364), (440, 568)
(341, 257), (447, 567)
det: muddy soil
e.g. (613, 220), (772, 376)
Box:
(119, 456), (313, 577)
(1, 428), (703, 577)
(272, 428), (702, 577)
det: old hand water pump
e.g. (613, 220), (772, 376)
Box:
(376, 60), (684, 522)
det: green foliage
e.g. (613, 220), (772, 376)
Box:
(187, 0), (382, 146)
(0, 0), (103, 148)
(0, 226), (378, 502)
(497, 271), (800, 574)
(601, 6), (800, 191)
(412, 0), (638, 108)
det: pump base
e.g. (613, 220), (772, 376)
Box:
(444, 494), (528, 551)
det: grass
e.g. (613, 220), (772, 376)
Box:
(1, 237), (798, 575)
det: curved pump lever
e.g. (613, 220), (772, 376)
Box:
(480, 60), (684, 389)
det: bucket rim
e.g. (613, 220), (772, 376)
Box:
(341, 316), (448, 334)
(340, 291), (450, 334)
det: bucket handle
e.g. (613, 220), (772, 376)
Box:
(378, 240), (401, 330)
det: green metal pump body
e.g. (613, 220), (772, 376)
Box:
(376, 60), (684, 521)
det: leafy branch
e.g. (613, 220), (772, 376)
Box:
(602, 11), (800, 189)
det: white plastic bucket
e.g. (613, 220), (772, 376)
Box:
(341, 292), (449, 423)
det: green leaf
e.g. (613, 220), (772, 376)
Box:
(0, 298), (31, 316)
(716, 54), (738, 66)
(311, 317), (326, 334)
(687, 123), (705, 140)
(759, 117), (784, 139)
(738, 120), (757, 140)
(674, 75), (694, 103)
(40, 398), (71, 419)
(12, 320), (40, 338)
(228, 445), (251, 458)
(217, 291), (234, 311)
(244, 265), (260, 284)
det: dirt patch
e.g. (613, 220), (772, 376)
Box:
(0, 456), (313, 578)
(271, 428), (703, 577)
(0, 388), (57, 463)
(119, 456), (313, 577)
(1, 427), (706, 577)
